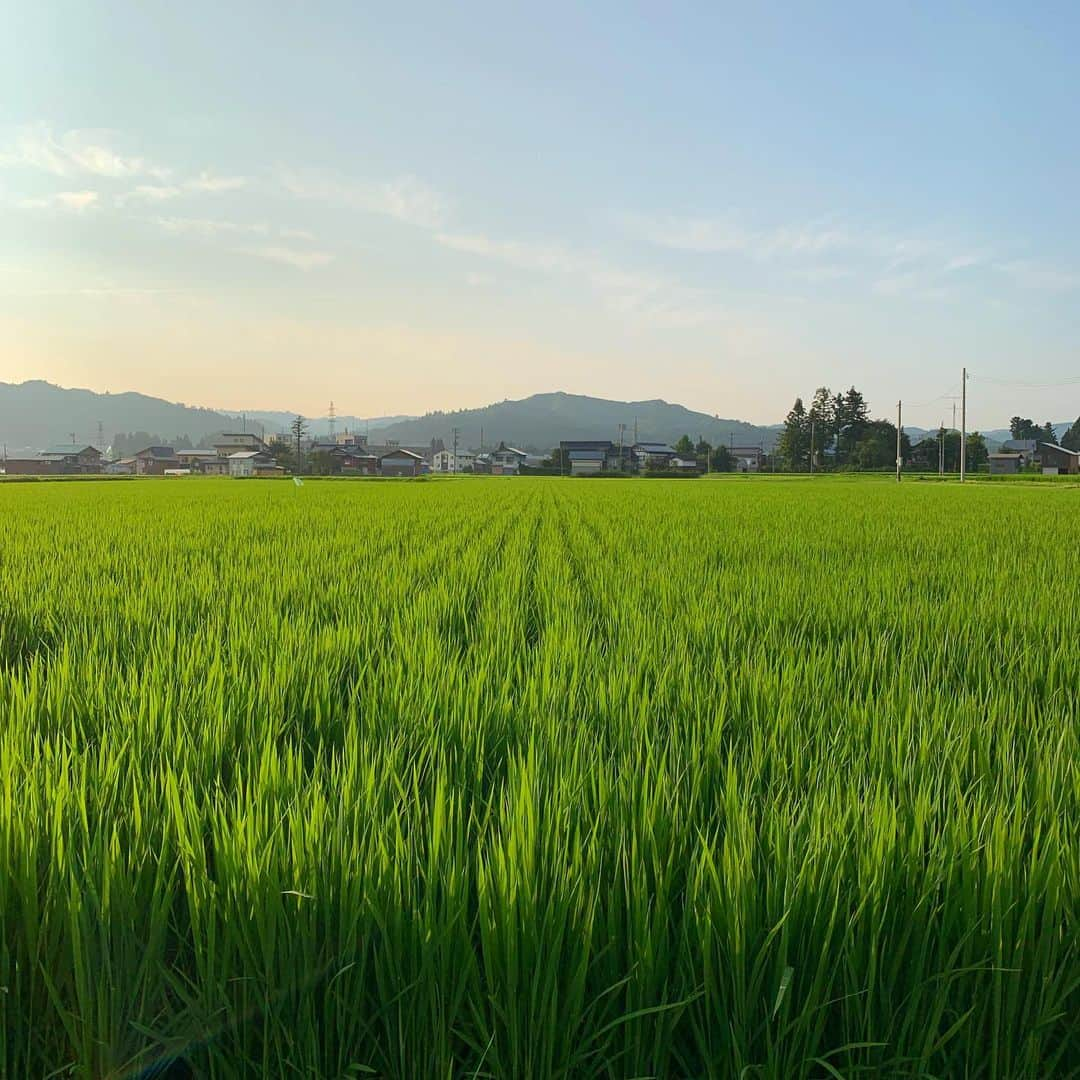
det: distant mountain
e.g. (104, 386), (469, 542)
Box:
(373, 391), (776, 453)
(4, 380), (1070, 459)
(905, 423), (1072, 452)
(0, 380), (240, 457)
(241, 410), (413, 439)
(0, 381), (411, 455)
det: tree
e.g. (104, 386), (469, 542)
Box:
(674, 434), (695, 456)
(711, 445), (734, 472)
(1061, 416), (1080, 452)
(1040, 421), (1056, 446)
(832, 392), (846, 463)
(267, 437), (295, 470)
(776, 398), (810, 470)
(544, 447), (570, 472)
(851, 420), (910, 469)
(1010, 417), (1037, 440)
(807, 386), (835, 459)
(290, 415), (308, 474)
(966, 432), (989, 470)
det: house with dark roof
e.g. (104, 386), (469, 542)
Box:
(134, 446), (180, 475)
(213, 433), (267, 457)
(1038, 442), (1080, 475)
(989, 453), (1023, 475)
(489, 442), (527, 475)
(379, 448), (425, 477)
(559, 440), (632, 475)
(729, 446), (765, 472)
(38, 444), (103, 473)
(632, 442), (677, 471)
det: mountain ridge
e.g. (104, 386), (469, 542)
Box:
(0, 380), (1072, 456)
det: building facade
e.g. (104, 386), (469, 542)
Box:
(432, 449), (476, 473)
(379, 449), (424, 477)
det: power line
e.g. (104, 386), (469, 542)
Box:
(973, 373), (1080, 389)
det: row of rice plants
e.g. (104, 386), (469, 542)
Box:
(0, 477), (1076, 1077)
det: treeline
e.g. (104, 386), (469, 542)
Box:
(111, 432), (197, 457)
(775, 386), (990, 471)
(1012, 415), (1080, 451)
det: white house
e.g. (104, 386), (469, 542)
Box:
(489, 442), (528, 475)
(432, 448), (476, 473)
(229, 450), (260, 477)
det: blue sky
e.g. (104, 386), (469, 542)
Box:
(2, 2), (1078, 428)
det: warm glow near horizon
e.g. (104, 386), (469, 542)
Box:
(3, 4), (1079, 429)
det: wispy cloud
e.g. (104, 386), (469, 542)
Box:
(627, 209), (1080, 298)
(2, 125), (170, 179)
(151, 216), (271, 238)
(623, 211), (944, 266)
(994, 259), (1080, 293)
(280, 169), (448, 229)
(18, 190), (99, 211)
(239, 245), (334, 271)
(437, 229), (729, 328)
(4, 125), (246, 207)
(117, 173), (247, 205)
(185, 171), (246, 193)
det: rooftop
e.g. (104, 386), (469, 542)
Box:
(41, 444), (99, 457)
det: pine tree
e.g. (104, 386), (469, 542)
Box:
(777, 398), (810, 471)
(1062, 416), (1080, 452)
(808, 386), (835, 458)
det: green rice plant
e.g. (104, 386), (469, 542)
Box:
(0, 476), (1076, 1077)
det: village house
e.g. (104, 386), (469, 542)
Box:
(1, 458), (63, 476)
(176, 450), (220, 469)
(489, 442), (527, 475)
(332, 447), (379, 475)
(432, 448), (476, 473)
(669, 456), (701, 473)
(729, 446), (765, 472)
(989, 453), (1023, 476)
(213, 432), (268, 457)
(632, 442), (677, 471)
(1038, 443), (1080, 475)
(38, 444), (104, 474)
(379, 448), (425, 477)
(228, 450), (283, 477)
(559, 440), (632, 475)
(134, 446), (181, 475)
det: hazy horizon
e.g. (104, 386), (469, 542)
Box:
(4, 3), (1079, 430)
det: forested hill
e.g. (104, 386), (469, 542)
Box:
(0, 381), (406, 455)
(0, 380), (237, 456)
(372, 392), (776, 452)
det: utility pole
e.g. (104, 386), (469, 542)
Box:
(896, 400), (902, 483)
(291, 415), (306, 475)
(617, 423), (627, 473)
(939, 421), (945, 477)
(960, 367), (967, 483)
(451, 426), (460, 473)
(97, 420), (104, 454)
(810, 419), (815, 475)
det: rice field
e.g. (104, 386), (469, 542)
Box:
(0, 476), (1077, 1078)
